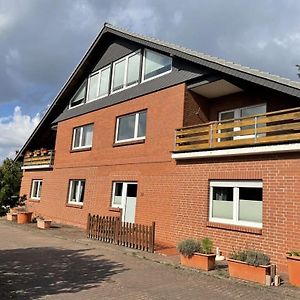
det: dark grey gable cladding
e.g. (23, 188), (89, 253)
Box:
(16, 23), (300, 160)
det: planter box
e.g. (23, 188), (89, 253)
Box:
(287, 255), (300, 287)
(227, 258), (271, 285)
(180, 253), (216, 271)
(37, 219), (52, 229)
(6, 213), (17, 222)
(17, 212), (33, 224)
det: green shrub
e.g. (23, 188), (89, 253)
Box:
(287, 250), (300, 257)
(201, 237), (214, 254)
(178, 237), (214, 256)
(177, 239), (201, 257)
(230, 250), (270, 266)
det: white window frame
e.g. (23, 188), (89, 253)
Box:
(218, 103), (266, 140)
(86, 65), (111, 103)
(141, 49), (172, 83)
(72, 124), (93, 150)
(31, 180), (43, 200)
(115, 111), (146, 143)
(68, 180), (85, 205)
(111, 181), (138, 208)
(68, 82), (87, 110)
(209, 180), (263, 228)
(111, 50), (141, 94)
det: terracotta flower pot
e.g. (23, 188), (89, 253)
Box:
(37, 219), (52, 229)
(227, 258), (271, 285)
(6, 213), (17, 222)
(287, 255), (300, 287)
(17, 212), (33, 224)
(180, 253), (216, 271)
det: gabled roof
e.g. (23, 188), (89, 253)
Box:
(16, 23), (300, 160)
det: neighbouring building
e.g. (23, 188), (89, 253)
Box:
(17, 23), (300, 272)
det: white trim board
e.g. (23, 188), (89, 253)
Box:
(21, 165), (53, 170)
(172, 143), (300, 160)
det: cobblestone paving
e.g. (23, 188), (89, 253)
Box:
(0, 219), (300, 300)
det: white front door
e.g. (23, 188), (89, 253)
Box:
(112, 182), (137, 223)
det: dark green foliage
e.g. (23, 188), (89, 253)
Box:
(0, 158), (22, 213)
(177, 239), (201, 257)
(287, 250), (300, 257)
(201, 237), (213, 254)
(230, 249), (270, 266)
(177, 237), (214, 257)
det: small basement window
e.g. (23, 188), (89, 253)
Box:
(68, 180), (85, 205)
(31, 180), (43, 200)
(209, 180), (263, 228)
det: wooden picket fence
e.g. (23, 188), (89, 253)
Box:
(87, 214), (155, 253)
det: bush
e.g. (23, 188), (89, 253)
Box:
(230, 250), (270, 266)
(287, 250), (300, 257)
(177, 239), (201, 257)
(177, 237), (214, 257)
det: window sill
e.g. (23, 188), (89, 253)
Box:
(113, 139), (145, 147)
(66, 203), (83, 209)
(206, 221), (262, 235)
(70, 147), (92, 153)
(109, 207), (122, 213)
(28, 199), (40, 203)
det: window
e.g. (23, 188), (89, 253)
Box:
(142, 49), (172, 81)
(87, 65), (111, 102)
(68, 180), (85, 205)
(69, 82), (86, 108)
(112, 51), (141, 93)
(115, 111), (147, 143)
(209, 181), (263, 228)
(219, 104), (266, 141)
(72, 124), (93, 150)
(31, 180), (43, 199)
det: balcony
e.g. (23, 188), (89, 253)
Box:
(173, 107), (300, 159)
(22, 149), (55, 170)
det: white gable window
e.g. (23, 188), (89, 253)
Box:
(31, 180), (43, 200)
(142, 49), (172, 81)
(115, 111), (147, 143)
(69, 82), (86, 108)
(87, 65), (111, 102)
(68, 180), (85, 205)
(112, 51), (141, 93)
(209, 180), (263, 228)
(72, 124), (93, 150)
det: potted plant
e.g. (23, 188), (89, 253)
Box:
(7, 195), (27, 221)
(287, 250), (300, 287)
(36, 216), (52, 229)
(178, 237), (216, 271)
(6, 212), (18, 221)
(227, 250), (271, 284)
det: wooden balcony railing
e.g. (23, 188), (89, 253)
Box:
(23, 150), (55, 168)
(175, 107), (300, 152)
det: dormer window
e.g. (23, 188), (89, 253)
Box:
(112, 50), (141, 93)
(69, 82), (86, 108)
(142, 49), (172, 81)
(87, 65), (111, 102)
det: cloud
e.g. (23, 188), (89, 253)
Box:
(0, 106), (41, 162)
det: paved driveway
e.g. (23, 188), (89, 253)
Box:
(0, 220), (300, 300)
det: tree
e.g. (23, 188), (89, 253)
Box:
(296, 65), (300, 78)
(0, 158), (22, 209)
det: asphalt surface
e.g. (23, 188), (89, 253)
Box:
(0, 219), (300, 300)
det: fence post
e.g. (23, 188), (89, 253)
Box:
(86, 213), (90, 238)
(114, 217), (120, 245)
(150, 221), (156, 253)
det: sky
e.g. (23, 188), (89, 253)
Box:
(0, 0), (300, 162)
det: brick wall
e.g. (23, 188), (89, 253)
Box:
(20, 83), (300, 273)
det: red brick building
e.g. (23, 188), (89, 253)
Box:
(17, 24), (300, 272)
